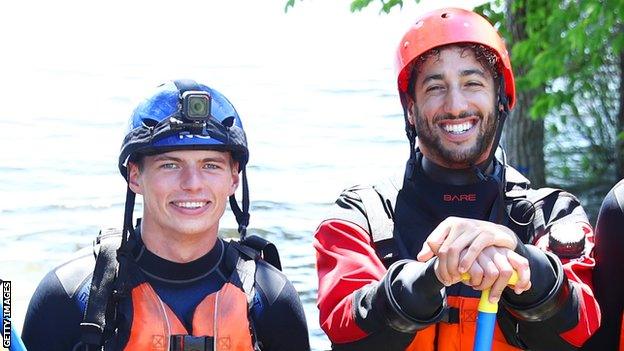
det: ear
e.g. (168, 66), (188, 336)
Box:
(229, 161), (240, 196)
(406, 96), (417, 126)
(127, 162), (144, 195)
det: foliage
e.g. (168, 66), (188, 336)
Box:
(475, 0), (623, 188)
(477, 0), (623, 120)
(545, 58), (619, 186)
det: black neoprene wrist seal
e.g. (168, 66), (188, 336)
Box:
(501, 250), (571, 322)
(372, 259), (445, 333)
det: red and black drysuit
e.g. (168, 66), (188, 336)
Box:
(315, 152), (600, 350)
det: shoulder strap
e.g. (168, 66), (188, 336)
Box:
(224, 241), (257, 304)
(356, 187), (395, 242)
(613, 181), (624, 213)
(241, 234), (282, 271)
(224, 240), (262, 351)
(352, 180), (401, 266)
(526, 187), (562, 239)
(80, 228), (123, 350)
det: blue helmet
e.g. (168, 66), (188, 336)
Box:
(118, 79), (251, 236)
(119, 79), (248, 177)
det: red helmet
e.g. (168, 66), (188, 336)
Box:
(396, 7), (515, 109)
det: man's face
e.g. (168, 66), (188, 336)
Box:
(128, 149), (239, 240)
(408, 46), (497, 169)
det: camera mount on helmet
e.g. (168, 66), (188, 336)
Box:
(170, 81), (213, 134)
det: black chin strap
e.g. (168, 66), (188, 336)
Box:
(400, 93), (418, 181)
(230, 166), (250, 239)
(474, 75), (511, 224)
(80, 185), (136, 350)
(116, 186), (136, 298)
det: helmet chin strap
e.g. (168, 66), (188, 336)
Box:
(471, 75), (511, 224)
(400, 93), (418, 181)
(115, 184), (137, 300)
(229, 166), (250, 239)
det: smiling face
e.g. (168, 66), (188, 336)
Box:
(128, 149), (239, 243)
(408, 46), (498, 169)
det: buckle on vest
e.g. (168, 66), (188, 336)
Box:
(440, 307), (460, 324)
(170, 335), (214, 351)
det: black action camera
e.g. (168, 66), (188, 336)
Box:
(181, 91), (211, 121)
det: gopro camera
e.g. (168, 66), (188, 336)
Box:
(181, 91), (211, 121)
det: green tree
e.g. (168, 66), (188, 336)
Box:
(478, 0), (624, 188)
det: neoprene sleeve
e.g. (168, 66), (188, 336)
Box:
(502, 244), (561, 317)
(386, 259), (445, 326)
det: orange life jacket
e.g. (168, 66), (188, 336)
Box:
(405, 296), (520, 351)
(124, 281), (254, 351)
(81, 231), (281, 351)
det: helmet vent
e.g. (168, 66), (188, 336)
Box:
(441, 12), (451, 18)
(221, 116), (235, 128)
(141, 118), (159, 128)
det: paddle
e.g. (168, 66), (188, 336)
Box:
(461, 271), (519, 351)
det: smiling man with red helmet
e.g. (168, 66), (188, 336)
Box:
(314, 8), (600, 350)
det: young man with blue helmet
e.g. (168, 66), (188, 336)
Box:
(22, 80), (310, 351)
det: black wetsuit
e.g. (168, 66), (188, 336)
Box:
(22, 232), (310, 351)
(583, 179), (624, 350)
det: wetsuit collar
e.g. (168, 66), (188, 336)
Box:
(132, 225), (225, 282)
(421, 155), (495, 186)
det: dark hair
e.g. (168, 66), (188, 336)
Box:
(407, 43), (500, 98)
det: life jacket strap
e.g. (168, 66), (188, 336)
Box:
(613, 181), (624, 213)
(241, 234), (282, 271)
(169, 334), (214, 351)
(80, 228), (123, 349)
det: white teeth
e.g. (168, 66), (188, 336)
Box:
(175, 201), (206, 209)
(443, 122), (474, 134)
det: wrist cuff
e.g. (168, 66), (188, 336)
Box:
(501, 251), (571, 322)
(373, 260), (445, 333)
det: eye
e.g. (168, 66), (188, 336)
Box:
(425, 85), (444, 93)
(203, 163), (220, 170)
(160, 163), (179, 169)
(466, 80), (484, 87)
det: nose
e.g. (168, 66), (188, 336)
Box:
(180, 166), (203, 192)
(443, 86), (469, 117)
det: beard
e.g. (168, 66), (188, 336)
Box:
(414, 108), (498, 166)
